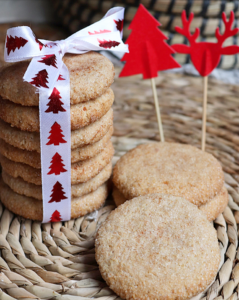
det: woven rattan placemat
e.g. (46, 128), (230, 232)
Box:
(0, 69), (239, 299)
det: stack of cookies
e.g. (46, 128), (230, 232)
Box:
(0, 51), (115, 221)
(113, 142), (228, 221)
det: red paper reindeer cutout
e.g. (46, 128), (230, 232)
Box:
(172, 11), (239, 76)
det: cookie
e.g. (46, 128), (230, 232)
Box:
(0, 126), (113, 168)
(112, 186), (126, 207)
(0, 178), (109, 220)
(0, 88), (114, 132)
(71, 126), (113, 163)
(2, 162), (112, 200)
(0, 52), (114, 106)
(0, 141), (114, 185)
(96, 193), (220, 300)
(113, 186), (228, 222)
(0, 108), (113, 152)
(113, 142), (224, 205)
(199, 186), (228, 222)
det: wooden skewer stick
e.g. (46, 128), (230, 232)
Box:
(201, 76), (208, 151)
(151, 78), (164, 142)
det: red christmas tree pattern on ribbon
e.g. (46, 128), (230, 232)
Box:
(48, 152), (67, 175)
(35, 38), (45, 50)
(6, 35), (28, 55)
(48, 181), (67, 203)
(172, 11), (239, 76)
(38, 54), (57, 68)
(57, 75), (65, 81)
(46, 122), (67, 146)
(119, 4), (181, 79)
(98, 39), (120, 49)
(30, 69), (49, 88)
(50, 210), (62, 222)
(114, 19), (124, 32)
(45, 88), (66, 114)
(88, 29), (111, 35)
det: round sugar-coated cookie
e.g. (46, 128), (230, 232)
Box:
(0, 52), (114, 106)
(0, 126), (113, 168)
(0, 108), (113, 152)
(71, 126), (113, 163)
(95, 193), (220, 300)
(2, 162), (112, 200)
(0, 88), (114, 132)
(113, 186), (229, 222)
(0, 141), (114, 185)
(199, 186), (228, 222)
(0, 178), (109, 220)
(113, 142), (224, 206)
(112, 186), (126, 207)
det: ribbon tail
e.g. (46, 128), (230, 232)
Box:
(40, 63), (71, 223)
(23, 51), (63, 94)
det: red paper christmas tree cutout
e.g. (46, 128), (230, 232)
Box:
(114, 19), (123, 32)
(88, 29), (111, 35)
(50, 210), (62, 222)
(172, 11), (239, 76)
(48, 181), (67, 203)
(119, 4), (181, 79)
(46, 122), (67, 146)
(45, 88), (66, 114)
(98, 39), (120, 49)
(48, 152), (67, 175)
(30, 69), (49, 88)
(6, 35), (28, 55)
(35, 38), (45, 50)
(38, 54), (57, 68)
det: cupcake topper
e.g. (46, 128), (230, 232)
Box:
(119, 4), (181, 142)
(4, 7), (129, 223)
(172, 11), (239, 151)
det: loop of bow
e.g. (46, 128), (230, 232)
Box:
(4, 7), (128, 95)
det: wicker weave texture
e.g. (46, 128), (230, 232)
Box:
(0, 70), (239, 299)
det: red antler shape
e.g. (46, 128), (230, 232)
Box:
(215, 11), (239, 45)
(172, 10), (239, 76)
(175, 11), (200, 45)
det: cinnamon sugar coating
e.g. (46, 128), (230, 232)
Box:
(0, 108), (113, 152)
(95, 194), (220, 300)
(0, 52), (114, 106)
(0, 126), (113, 168)
(113, 186), (228, 222)
(199, 185), (228, 221)
(0, 141), (114, 185)
(0, 88), (114, 132)
(113, 142), (224, 205)
(2, 163), (112, 200)
(0, 178), (109, 220)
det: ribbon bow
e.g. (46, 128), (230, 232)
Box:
(4, 7), (128, 223)
(5, 7), (128, 93)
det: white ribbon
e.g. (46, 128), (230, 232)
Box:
(4, 7), (128, 223)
